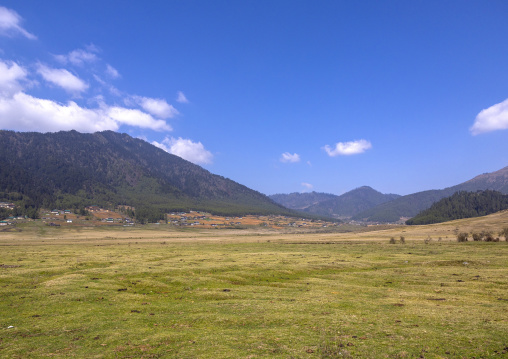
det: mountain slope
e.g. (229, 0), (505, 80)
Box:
(270, 186), (400, 218)
(303, 186), (400, 217)
(352, 167), (508, 222)
(269, 192), (338, 210)
(0, 130), (291, 219)
(406, 190), (508, 225)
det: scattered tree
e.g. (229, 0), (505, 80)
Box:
(457, 232), (468, 242)
(499, 227), (508, 241)
(471, 232), (482, 241)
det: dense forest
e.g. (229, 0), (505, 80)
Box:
(0, 130), (293, 222)
(405, 190), (508, 225)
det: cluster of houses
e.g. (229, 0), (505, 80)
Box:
(0, 202), (15, 210)
(0, 202), (25, 226)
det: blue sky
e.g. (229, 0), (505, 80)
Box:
(1, 1), (507, 196)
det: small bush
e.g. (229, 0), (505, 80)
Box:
(400, 236), (406, 244)
(471, 232), (482, 241)
(498, 227), (508, 241)
(389, 237), (396, 244)
(424, 236), (432, 244)
(482, 231), (495, 242)
(457, 232), (468, 242)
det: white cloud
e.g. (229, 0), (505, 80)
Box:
(280, 152), (300, 163)
(0, 6), (36, 40)
(37, 64), (89, 93)
(301, 182), (313, 190)
(0, 60), (27, 96)
(470, 98), (508, 135)
(133, 96), (179, 119)
(323, 139), (372, 156)
(0, 92), (172, 133)
(176, 91), (189, 104)
(55, 48), (98, 66)
(152, 137), (213, 165)
(106, 106), (172, 131)
(106, 64), (120, 79)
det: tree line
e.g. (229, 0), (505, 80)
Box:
(406, 190), (508, 225)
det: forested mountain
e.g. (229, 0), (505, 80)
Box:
(352, 166), (508, 222)
(270, 186), (400, 218)
(0, 130), (292, 221)
(303, 186), (400, 218)
(406, 190), (508, 225)
(269, 192), (338, 210)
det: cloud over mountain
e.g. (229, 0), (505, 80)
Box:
(0, 6), (197, 139)
(152, 137), (213, 165)
(470, 98), (508, 135)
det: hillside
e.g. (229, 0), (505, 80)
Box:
(406, 190), (508, 225)
(0, 130), (292, 221)
(303, 186), (400, 218)
(270, 186), (400, 218)
(352, 166), (508, 223)
(268, 192), (338, 210)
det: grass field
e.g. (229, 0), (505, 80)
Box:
(0, 213), (507, 358)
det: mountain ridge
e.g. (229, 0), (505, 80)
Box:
(270, 186), (400, 218)
(352, 166), (508, 222)
(0, 130), (293, 221)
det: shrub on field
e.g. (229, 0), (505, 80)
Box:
(389, 237), (396, 244)
(499, 227), (508, 241)
(400, 236), (406, 244)
(471, 232), (482, 241)
(424, 236), (432, 244)
(482, 231), (495, 242)
(457, 232), (468, 242)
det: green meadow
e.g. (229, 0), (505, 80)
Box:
(0, 220), (507, 358)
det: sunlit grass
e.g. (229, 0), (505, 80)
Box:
(0, 220), (507, 358)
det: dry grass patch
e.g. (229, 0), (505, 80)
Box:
(0, 220), (507, 358)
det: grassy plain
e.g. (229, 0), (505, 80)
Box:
(0, 212), (507, 358)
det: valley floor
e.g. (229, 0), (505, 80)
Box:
(0, 212), (507, 358)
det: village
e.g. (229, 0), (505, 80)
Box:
(0, 204), (340, 230)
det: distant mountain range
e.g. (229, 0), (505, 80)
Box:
(0, 130), (292, 221)
(270, 186), (400, 218)
(271, 166), (508, 223)
(3, 130), (508, 224)
(352, 166), (508, 222)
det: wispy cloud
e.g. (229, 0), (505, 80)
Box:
(132, 96), (179, 119)
(106, 64), (120, 79)
(280, 152), (300, 163)
(37, 64), (89, 93)
(301, 182), (313, 190)
(55, 48), (98, 66)
(470, 98), (508, 135)
(323, 139), (372, 156)
(0, 60), (27, 96)
(152, 137), (213, 165)
(0, 6), (36, 40)
(176, 91), (189, 104)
